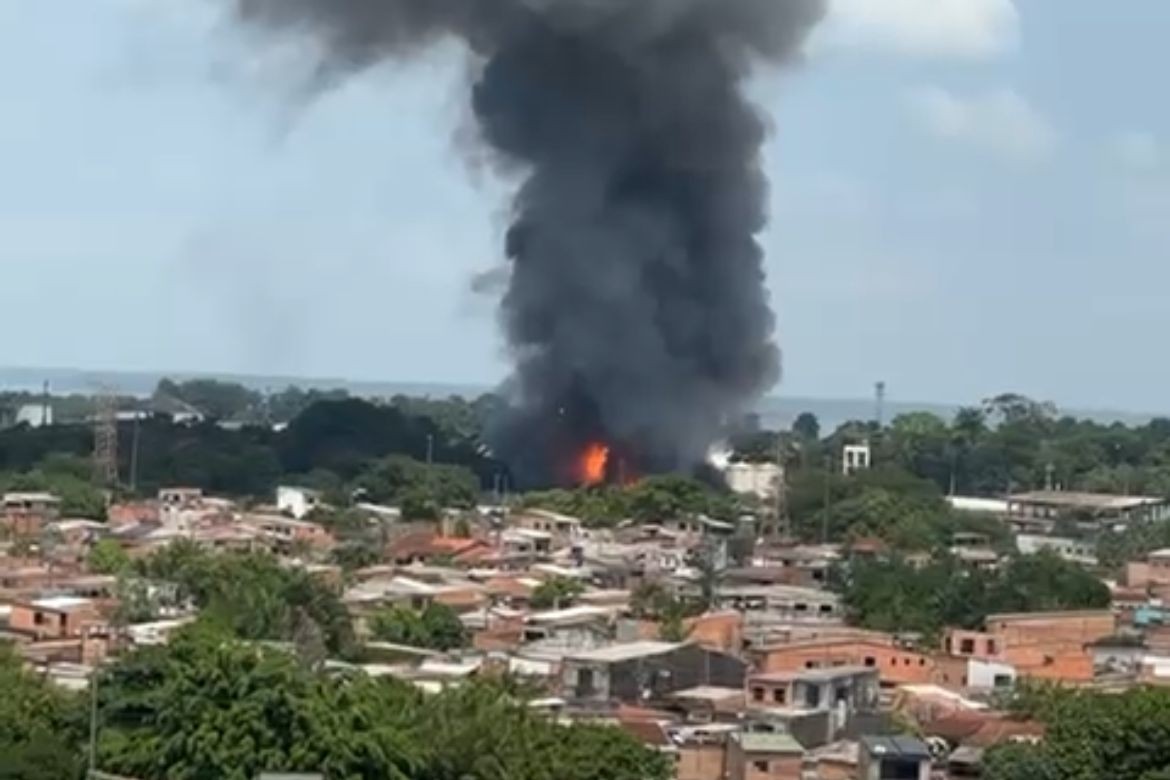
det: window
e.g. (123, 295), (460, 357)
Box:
(753, 760), (770, 773)
(752, 687), (765, 702)
(903, 658), (911, 666)
(890, 657), (897, 666)
(805, 660), (817, 669)
(772, 688), (786, 704)
(959, 638), (975, 654)
(987, 639), (998, 655)
(918, 658), (926, 666)
(576, 667), (596, 697)
(864, 656), (876, 667)
(820, 604), (834, 613)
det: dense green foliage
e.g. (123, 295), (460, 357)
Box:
(985, 685), (1170, 780)
(86, 623), (670, 780)
(842, 550), (1110, 637)
(0, 454), (106, 520)
(370, 603), (469, 651)
(353, 455), (480, 518)
(136, 543), (355, 657)
(0, 395), (497, 501)
(0, 645), (84, 780)
(522, 474), (740, 527)
(88, 537), (132, 575)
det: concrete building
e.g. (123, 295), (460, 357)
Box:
(753, 638), (938, 688)
(241, 513), (334, 551)
(842, 444), (871, 476)
(561, 641), (746, 706)
(747, 666), (880, 745)
(1007, 490), (1170, 527)
(8, 596), (103, 640)
(2, 492), (62, 535)
(1016, 534), (1097, 566)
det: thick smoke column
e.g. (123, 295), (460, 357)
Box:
(231, 0), (826, 486)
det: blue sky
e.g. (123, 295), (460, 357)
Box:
(1, 1), (1167, 412)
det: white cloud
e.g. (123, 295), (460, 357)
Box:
(907, 86), (1056, 162)
(1110, 131), (1162, 172)
(819, 0), (1019, 59)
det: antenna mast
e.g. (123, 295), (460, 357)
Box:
(93, 388), (119, 489)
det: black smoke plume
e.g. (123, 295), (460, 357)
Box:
(229, 0), (826, 486)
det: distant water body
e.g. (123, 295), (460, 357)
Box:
(0, 366), (1160, 433)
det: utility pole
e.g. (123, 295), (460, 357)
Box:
(822, 453), (832, 545)
(426, 434), (434, 465)
(87, 655), (99, 776)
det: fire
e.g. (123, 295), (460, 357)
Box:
(577, 442), (610, 485)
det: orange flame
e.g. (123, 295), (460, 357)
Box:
(578, 442), (610, 485)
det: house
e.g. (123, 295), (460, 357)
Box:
(857, 735), (931, 780)
(1016, 534), (1097, 566)
(716, 585), (840, 622)
(753, 638), (937, 687)
(276, 485), (323, 520)
(726, 732), (805, 780)
(510, 509), (583, 543)
(385, 531), (491, 566)
(674, 725), (737, 780)
(241, 513), (334, 551)
(748, 666), (879, 714)
(934, 655), (1017, 691)
(561, 641), (746, 706)
(942, 628), (1002, 659)
(747, 666), (880, 746)
(3, 492), (62, 535)
(47, 519), (107, 547)
(524, 604), (615, 644)
(983, 610), (1115, 682)
(500, 528), (553, 556)
(8, 596), (103, 640)
(1006, 490), (1170, 527)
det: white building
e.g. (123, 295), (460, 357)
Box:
(276, 485), (323, 520)
(1016, 534), (1098, 566)
(842, 443), (871, 476)
(15, 403), (52, 427)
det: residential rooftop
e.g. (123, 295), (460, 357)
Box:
(567, 641), (682, 663)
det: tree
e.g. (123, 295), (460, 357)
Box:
(530, 577), (586, 610)
(842, 551), (1109, 638)
(370, 603), (468, 651)
(792, 412), (821, 441)
(0, 644), (84, 780)
(97, 624), (421, 780)
(92, 626), (669, 780)
(984, 686), (1170, 780)
(137, 546), (355, 656)
(354, 455), (479, 512)
(88, 538), (132, 575)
